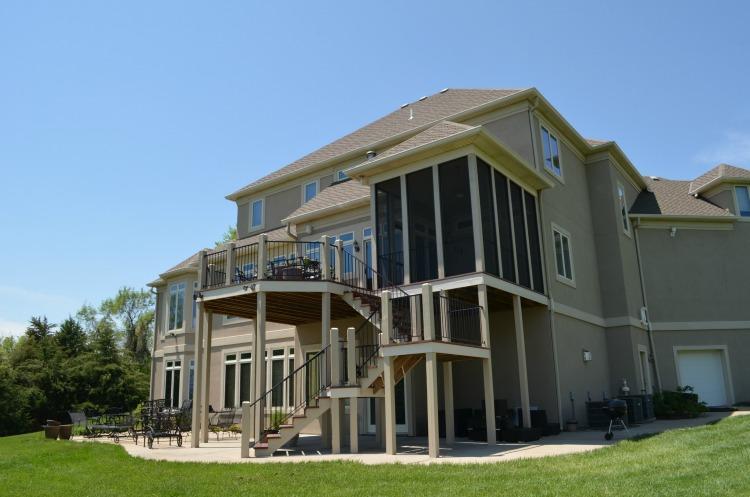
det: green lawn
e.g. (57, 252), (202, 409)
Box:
(1, 416), (749, 497)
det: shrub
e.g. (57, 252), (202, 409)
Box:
(654, 386), (708, 419)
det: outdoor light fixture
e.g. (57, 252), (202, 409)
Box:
(582, 349), (592, 362)
(353, 240), (360, 252)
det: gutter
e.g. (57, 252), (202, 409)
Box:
(633, 217), (663, 392)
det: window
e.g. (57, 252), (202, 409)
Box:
(736, 186), (750, 217)
(188, 360), (195, 401)
(339, 232), (355, 275)
(224, 354), (237, 408)
(541, 126), (562, 177)
(165, 360), (181, 408)
(304, 181), (318, 203)
(270, 349), (285, 407)
(168, 282), (186, 331)
(223, 352), (252, 408)
(336, 170), (349, 182)
(552, 225), (574, 284)
(239, 353), (252, 404)
(617, 183), (631, 234)
(363, 227), (372, 239)
(250, 199), (264, 229)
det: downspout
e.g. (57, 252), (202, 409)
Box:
(149, 287), (159, 402)
(527, 101), (564, 429)
(633, 217), (663, 392)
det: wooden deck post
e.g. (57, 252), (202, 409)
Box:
(257, 234), (267, 280)
(422, 284), (435, 341)
(225, 242), (236, 286)
(254, 292), (267, 441)
(201, 310), (213, 444)
(240, 401), (251, 458)
(443, 361), (455, 445)
(425, 351), (440, 458)
(479, 285), (496, 444)
(513, 294), (532, 428)
(190, 300), (204, 447)
(321, 235), (331, 280)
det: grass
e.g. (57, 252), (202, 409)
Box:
(1, 416), (749, 497)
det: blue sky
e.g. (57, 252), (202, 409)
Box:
(1, 1), (748, 336)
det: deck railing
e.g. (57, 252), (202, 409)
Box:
(203, 250), (227, 289)
(434, 293), (483, 346)
(265, 241), (324, 281)
(231, 243), (259, 284)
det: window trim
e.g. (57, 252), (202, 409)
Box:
(551, 223), (576, 287)
(164, 358), (183, 408)
(336, 169), (349, 182)
(733, 185), (750, 218)
(617, 182), (632, 237)
(167, 281), (186, 332)
(250, 198), (264, 230)
(540, 124), (564, 181)
(302, 180), (319, 204)
(222, 350), (252, 409)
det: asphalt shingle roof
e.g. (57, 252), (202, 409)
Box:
(371, 121), (476, 162)
(689, 163), (750, 193)
(631, 177), (732, 217)
(283, 179), (370, 222)
(228, 89), (524, 199)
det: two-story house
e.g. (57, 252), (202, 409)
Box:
(147, 87), (750, 458)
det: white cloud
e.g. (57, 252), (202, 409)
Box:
(695, 130), (750, 166)
(0, 319), (28, 338)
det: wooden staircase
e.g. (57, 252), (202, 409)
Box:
(252, 397), (332, 456)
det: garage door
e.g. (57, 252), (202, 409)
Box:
(676, 350), (728, 407)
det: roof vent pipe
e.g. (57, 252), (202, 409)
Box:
(366, 150), (377, 159)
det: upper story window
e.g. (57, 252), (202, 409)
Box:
(250, 199), (264, 229)
(552, 225), (575, 286)
(304, 181), (318, 203)
(336, 170), (349, 182)
(617, 183), (631, 235)
(736, 186), (750, 217)
(541, 126), (562, 178)
(168, 282), (186, 331)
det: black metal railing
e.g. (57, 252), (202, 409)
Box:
(203, 250), (227, 289)
(354, 309), (381, 378)
(265, 241), (323, 281)
(247, 344), (330, 446)
(377, 251), (404, 286)
(434, 293), (482, 346)
(390, 293), (422, 342)
(231, 243), (259, 284)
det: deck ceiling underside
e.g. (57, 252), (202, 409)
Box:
(202, 292), (359, 326)
(447, 286), (544, 312)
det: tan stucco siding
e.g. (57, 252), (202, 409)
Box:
(481, 110), (535, 166)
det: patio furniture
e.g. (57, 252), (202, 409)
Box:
(88, 412), (136, 443)
(58, 425), (73, 440)
(145, 410), (183, 449)
(208, 408), (238, 440)
(43, 420), (60, 440)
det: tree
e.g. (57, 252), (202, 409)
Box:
(25, 316), (56, 342)
(100, 287), (154, 359)
(215, 225), (237, 246)
(56, 317), (87, 356)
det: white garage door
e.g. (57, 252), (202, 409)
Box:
(676, 350), (728, 407)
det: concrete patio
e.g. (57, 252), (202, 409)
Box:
(84, 411), (748, 465)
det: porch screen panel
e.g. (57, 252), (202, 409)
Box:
(375, 177), (404, 284)
(494, 170), (516, 283)
(439, 157), (475, 277)
(406, 167), (438, 282)
(510, 182), (531, 288)
(524, 191), (544, 292)
(477, 159), (499, 276)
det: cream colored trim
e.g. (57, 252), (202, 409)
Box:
(381, 340), (490, 359)
(651, 321), (750, 331)
(553, 302), (645, 330)
(550, 223), (575, 287)
(672, 345), (735, 406)
(462, 101), (531, 127)
(633, 217), (735, 231)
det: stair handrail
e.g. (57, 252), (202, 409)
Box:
(245, 343), (331, 444)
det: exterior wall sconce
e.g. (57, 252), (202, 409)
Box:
(582, 349), (592, 362)
(353, 240), (360, 252)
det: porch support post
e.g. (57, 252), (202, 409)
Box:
(201, 310), (213, 443)
(346, 325), (359, 452)
(375, 399), (385, 449)
(320, 292), (331, 448)
(331, 398), (341, 454)
(257, 234), (267, 280)
(240, 401), (251, 458)
(190, 300), (204, 447)
(478, 284), (495, 444)
(330, 328), (341, 386)
(513, 294), (532, 429)
(425, 351), (440, 458)
(225, 242), (236, 286)
(321, 235), (331, 280)
(254, 292), (267, 441)
(422, 284), (435, 341)
(443, 361), (455, 445)
(334, 240), (343, 283)
(383, 355), (397, 455)
(349, 396), (359, 453)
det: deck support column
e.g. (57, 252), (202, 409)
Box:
(513, 294), (532, 429)
(201, 310), (213, 444)
(443, 361), (455, 445)
(331, 398), (341, 454)
(191, 301), (204, 447)
(375, 399), (385, 449)
(383, 355), (397, 455)
(425, 352), (440, 458)
(320, 292), (331, 448)
(240, 401), (251, 458)
(346, 326), (358, 453)
(254, 292), (267, 442)
(478, 284), (496, 444)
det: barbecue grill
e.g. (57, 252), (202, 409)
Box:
(602, 398), (629, 440)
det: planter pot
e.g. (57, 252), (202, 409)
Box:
(58, 425), (73, 440)
(44, 425), (60, 440)
(565, 421), (578, 432)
